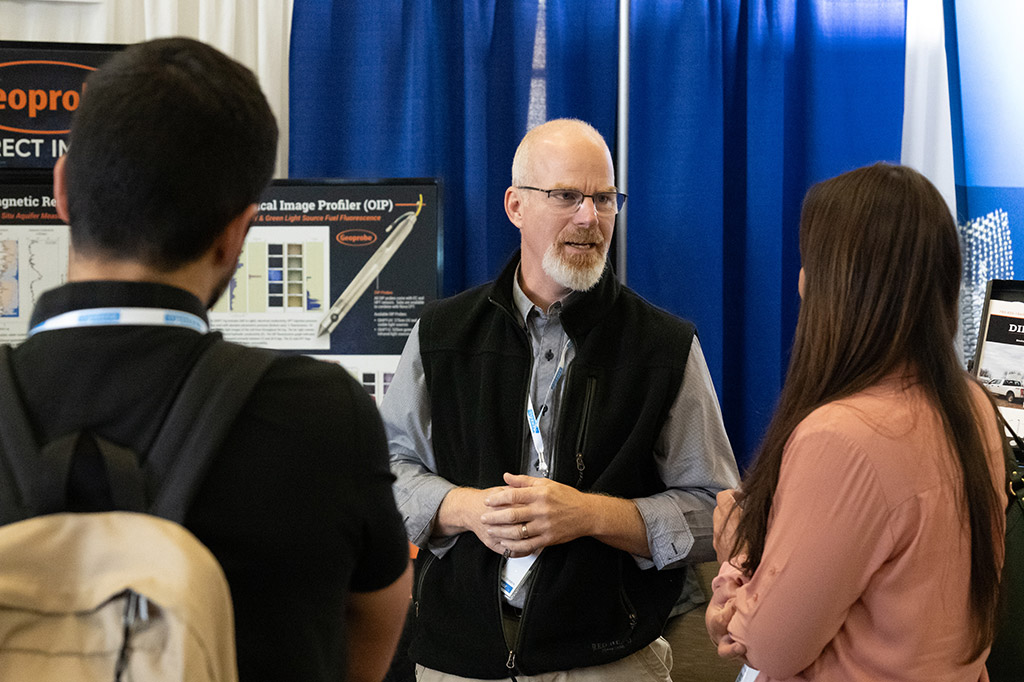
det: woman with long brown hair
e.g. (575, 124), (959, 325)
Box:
(706, 163), (1005, 680)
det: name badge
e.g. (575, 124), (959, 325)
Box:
(500, 551), (541, 599)
(738, 665), (760, 682)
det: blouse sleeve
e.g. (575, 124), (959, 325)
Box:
(726, 427), (895, 678)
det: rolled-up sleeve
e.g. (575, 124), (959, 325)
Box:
(379, 321), (458, 555)
(632, 337), (740, 569)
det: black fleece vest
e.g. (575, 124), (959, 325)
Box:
(409, 256), (696, 677)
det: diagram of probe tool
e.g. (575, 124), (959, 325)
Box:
(316, 195), (423, 337)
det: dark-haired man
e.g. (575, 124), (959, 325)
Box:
(8, 37), (411, 682)
(382, 119), (739, 680)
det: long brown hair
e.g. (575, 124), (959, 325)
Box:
(732, 162), (1002, 660)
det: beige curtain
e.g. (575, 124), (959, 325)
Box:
(0, 0), (293, 177)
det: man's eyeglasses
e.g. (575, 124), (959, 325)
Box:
(517, 186), (627, 215)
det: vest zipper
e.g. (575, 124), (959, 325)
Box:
(498, 558), (520, 678)
(413, 550), (436, 618)
(498, 552), (543, 678)
(620, 586), (639, 635)
(486, 293), (548, 675)
(573, 377), (597, 488)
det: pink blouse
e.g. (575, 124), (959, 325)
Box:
(715, 376), (1005, 681)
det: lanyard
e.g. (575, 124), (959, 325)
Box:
(526, 337), (573, 476)
(28, 307), (209, 336)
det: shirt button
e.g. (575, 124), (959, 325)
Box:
(544, 349), (554, 361)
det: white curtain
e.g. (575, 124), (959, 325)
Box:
(900, 0), (955, 215)
(900, 0), (964, 363)
(0, 0), (293, 177)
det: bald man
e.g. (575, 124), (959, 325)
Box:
(381, 119), (739, 681)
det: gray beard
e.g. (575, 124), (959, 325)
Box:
(541, 244), (605, 292)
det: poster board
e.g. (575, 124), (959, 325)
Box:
(211, 179), (441, 401)
(0, 40), (123, 171)
(970, 279), (1024, 435)
(0, 176), (442, 402)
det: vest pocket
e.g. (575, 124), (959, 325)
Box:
(573, 377), (598, 488)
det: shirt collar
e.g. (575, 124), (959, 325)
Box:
(512, 262), (572, 325)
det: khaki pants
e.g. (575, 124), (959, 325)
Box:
(415, 636), (673, 682)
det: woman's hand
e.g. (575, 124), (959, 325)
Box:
(706, 564), (748, 661)
(713, 488), (745, 564)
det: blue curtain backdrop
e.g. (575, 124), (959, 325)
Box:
(288, 2), (539, 291)
(626, 1), (905, 463)
(289, 0), (906, 467)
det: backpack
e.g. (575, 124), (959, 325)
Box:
(0, 339), (275, 682)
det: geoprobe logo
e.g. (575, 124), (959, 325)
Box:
(0, 60), (93, 134)
(336, 229), (378, 247)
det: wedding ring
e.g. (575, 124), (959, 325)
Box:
(520, 523), (529, 540)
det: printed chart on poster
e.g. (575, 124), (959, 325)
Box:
(211, 225), (331, 350)
(209, 179), (441, 402)
(972, 279), (1024, 436)
(0, 177), (67, 344)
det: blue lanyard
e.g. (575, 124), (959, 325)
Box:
(28, 307), (209, 336)
(526, 338), (573, 476)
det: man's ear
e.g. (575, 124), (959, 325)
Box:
(215, 204), (258, 267)
(53, 155), (71, 224)
(504, 186), (525, 230)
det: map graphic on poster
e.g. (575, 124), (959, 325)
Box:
(0, 239), (17, 317)
(0, 224), (69, 342)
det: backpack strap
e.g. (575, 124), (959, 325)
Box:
(0, 339), (276, 526)
(0, 344), (70, 524)
(145, 338), (277, 523)
(0, 345), (155, 521)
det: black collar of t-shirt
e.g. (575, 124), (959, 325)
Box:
(29, 281), (209, 329)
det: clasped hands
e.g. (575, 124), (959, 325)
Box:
(464, 472), (590, 558)
(707, 488), (750, 662)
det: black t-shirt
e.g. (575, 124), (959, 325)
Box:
(10, 280), (409, 682)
